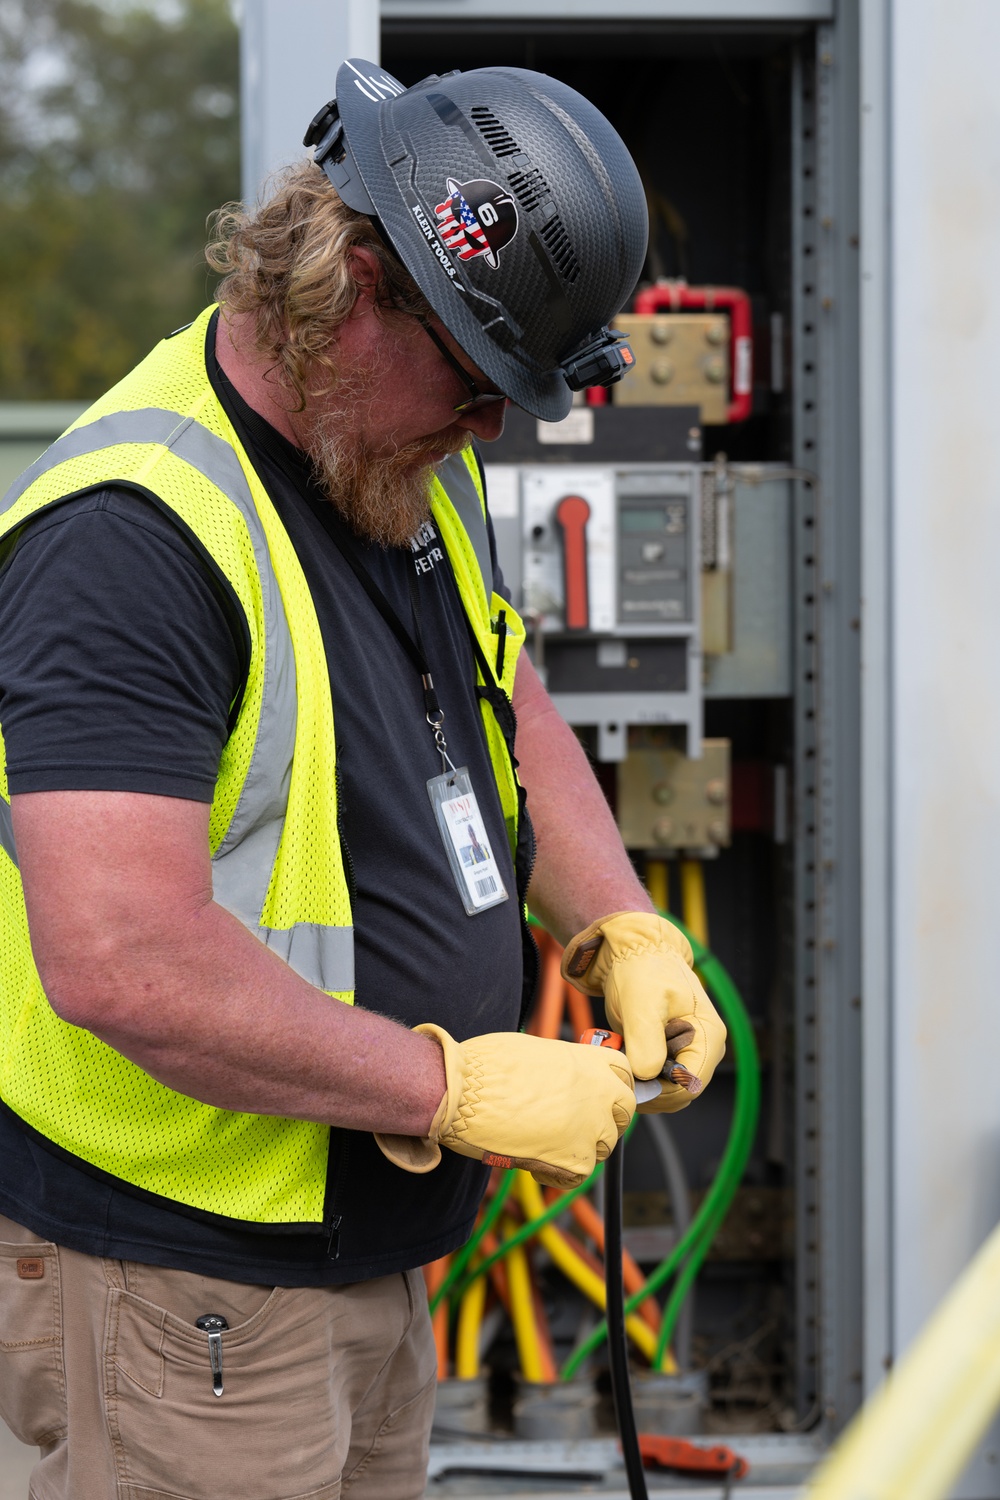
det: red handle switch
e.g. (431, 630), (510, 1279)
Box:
(555, 494), (591, 631)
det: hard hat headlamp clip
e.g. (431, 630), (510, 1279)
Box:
(562, 331), (635, 392)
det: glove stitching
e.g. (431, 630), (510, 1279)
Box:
(453, 1057), (487, 1140)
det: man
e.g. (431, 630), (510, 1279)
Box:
(0, 59), (726, 1500)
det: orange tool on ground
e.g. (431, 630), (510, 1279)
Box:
(638, 1434), (749, 1481)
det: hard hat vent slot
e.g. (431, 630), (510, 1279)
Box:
(470, 105), (521, 159)
(508, 166), (550, 212)
(539, 215), (580, 283)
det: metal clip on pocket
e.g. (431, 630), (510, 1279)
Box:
(195, 1313), (229, 1396)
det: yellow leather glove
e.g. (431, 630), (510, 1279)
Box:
(561, 911), (726, 1114)
(374, 1024), (635, 1188)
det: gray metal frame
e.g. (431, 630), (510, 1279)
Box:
(240, 0), (380, 203)
(861, 3), (1000, 1492)
(792, 11), (865, 1434)
(857, 0), (893, 1407)
(382, 0), (833, 18)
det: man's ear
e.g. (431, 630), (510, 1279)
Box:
(348, 246), (383, 312)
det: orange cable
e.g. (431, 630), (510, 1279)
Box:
(565, 980), (594, 1039)
(423, 1255), (451, 1380)
(478, 1228), (510, 1309)
(565, 1192), (663, 1335)
(527, 931), (566, 1039)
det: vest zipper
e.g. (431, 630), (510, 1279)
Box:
(334, 763), (358, 906)
(323, 1129), (352, 1261)
(325, 1214), (343, 1261)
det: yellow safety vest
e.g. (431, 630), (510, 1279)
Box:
(0, 306), (526, 1228)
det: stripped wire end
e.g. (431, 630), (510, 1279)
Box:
(666, 1060), (703, 1096)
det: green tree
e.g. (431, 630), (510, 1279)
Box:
(0, 0), (239, 398)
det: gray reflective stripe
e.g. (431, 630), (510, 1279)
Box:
(4, 403), (353, 993)
(439, 451), (492, 599)
(210, 815), (287, 931)
(0, 800), (17, 869)
(260, 923), (355, 994)
(2, 408), (194, 514)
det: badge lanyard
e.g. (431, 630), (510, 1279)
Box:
(309, 501), (509, 916)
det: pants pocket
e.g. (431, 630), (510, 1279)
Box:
(0, 1235), (66, 1447)
(105, 1281), (346, 1500)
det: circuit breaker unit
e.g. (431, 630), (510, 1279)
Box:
(492, 464), (702, 762)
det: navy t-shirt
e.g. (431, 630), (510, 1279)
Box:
(0, 316), (526, 1283)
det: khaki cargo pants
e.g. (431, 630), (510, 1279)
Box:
(0, 1214), (437, 1500)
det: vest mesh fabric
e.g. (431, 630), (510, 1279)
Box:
(0, 308), (527, 1227)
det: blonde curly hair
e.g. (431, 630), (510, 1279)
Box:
(206, 161), (431, 407)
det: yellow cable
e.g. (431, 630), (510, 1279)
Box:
(502, 1215), (547, 1383)
(454, 1263), (489, 1380)
(646, 858), (669, 915)
(804, 1217), (1000, 1500)
(680, 858), (709, 948)
(515, 1174), (658, 1364)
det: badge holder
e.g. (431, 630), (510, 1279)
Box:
(425, 692), (508, 916)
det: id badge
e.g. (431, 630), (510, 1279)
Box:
(427, 767), (509, 915)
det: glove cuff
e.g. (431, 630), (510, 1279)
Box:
(413, 1023), (466, 1139)
(373, 1132), (442, 1172)
(373, 1023), (465, 1175)
(561, 911), (694, 994)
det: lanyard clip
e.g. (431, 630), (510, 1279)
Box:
(421, 672), (442, 723)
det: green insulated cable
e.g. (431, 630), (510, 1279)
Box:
(561, 918), (761, 1379)
(448, 1160), (606, 1306)
(651, 932), (761, 1366)
(432, 916), (760, 1375)
(429, 1167), (517, 1316)
(446, 1117), (646, 1307)
(447, 1118), (642, 1307)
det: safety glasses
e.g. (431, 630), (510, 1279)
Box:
(417, 319), (508, 415)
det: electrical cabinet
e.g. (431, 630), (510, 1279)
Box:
(373, 5), (864, 1491)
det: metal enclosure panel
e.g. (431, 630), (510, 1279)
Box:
(483, 464), (523, 603)
(383, 0), (833, 17)
(704, 477), (793, 698)
(887, 2), (1000, 1492)
(791, 15), (865, 1434)
(240, 0), (380, 203)
(858, 0), (894, 1410)
(0, 405), (87, 497)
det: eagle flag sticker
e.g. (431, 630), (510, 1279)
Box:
(434, 178), (518, 270)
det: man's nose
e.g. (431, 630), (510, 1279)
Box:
(458, 399), (508, 443)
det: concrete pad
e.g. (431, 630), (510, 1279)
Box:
(0, 1424), (36, 1499)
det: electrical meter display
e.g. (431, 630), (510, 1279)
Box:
(618, 498), (690, 624)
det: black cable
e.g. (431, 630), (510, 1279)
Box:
(605, 1136), (650, 1500)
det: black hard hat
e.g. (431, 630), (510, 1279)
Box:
(304, 59), (648, 421)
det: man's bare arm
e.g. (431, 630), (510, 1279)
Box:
(12, 789), (446, 1133)
(513, 654), (654, 944)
